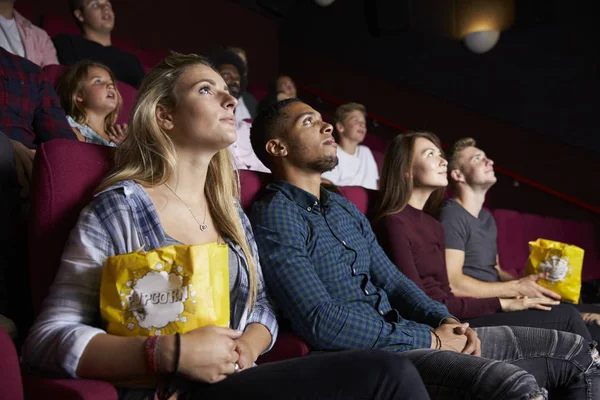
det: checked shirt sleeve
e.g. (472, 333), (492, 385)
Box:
(252, 198), (437, 351)
(32, 77), (77, 144)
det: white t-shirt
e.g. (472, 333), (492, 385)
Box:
(322, 145), (379, 190)
(0, 15), (25, 58)
(229, 120), (271, 173)
(234, 96), (252, 125)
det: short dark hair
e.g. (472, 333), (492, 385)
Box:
(69, 0), (86, 30)
(250, 98), (303, 170)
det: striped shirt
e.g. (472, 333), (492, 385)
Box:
(22, 180), (278, 378)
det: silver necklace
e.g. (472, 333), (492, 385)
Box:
(164, 183), (208, 231)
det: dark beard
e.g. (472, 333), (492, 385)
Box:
(307, 154), (338, 174)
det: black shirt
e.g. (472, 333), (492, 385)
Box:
(53, 34), (145, 88)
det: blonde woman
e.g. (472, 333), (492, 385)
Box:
(22, 53), (429, 400)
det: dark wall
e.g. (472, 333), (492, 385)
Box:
(283, 46), (599, 222)
(278, 0), (599, 154)
(20, 0), (280, 86)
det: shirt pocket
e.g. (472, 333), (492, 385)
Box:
(2, 76), (32, 117)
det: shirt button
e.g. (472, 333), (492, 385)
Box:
(352, 268), (356, 274)
(307, 207), (312, 211)
(364, 289), (369, 295)
(342, 240), (347, 245)
(379, 310), (385, 316)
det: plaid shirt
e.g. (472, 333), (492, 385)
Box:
(0, 47), (75, 148)
(22, 180), (278, 378)
(251, 180), (455, 352)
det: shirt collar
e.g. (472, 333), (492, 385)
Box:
(268, 179), (331, 213)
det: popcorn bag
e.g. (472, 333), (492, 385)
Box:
(525, 238), (584, 304)
(100, 243), (230, 337)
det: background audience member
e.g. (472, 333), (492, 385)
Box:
(373, 132), (592, 340)
(211, 48), (257, 121)
(321, 102), (379, 190)
(53, 0), (145, 88)
(56, 60), (126, 146)
(227, 45), (247, 75)
(211, 49), (268, 172)
(0, 47), (76, 149)
(274, 74), (296, 99)
(0, 0), (58, 67)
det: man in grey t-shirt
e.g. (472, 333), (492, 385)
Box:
(439, 198), (499, 282)
(439, 138), (560, 301)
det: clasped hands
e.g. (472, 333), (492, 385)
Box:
(431, 318), (481, 356)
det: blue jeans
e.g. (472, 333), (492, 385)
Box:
(404, 326), (600, 400)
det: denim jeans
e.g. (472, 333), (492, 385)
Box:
(404, 326), (600, 400)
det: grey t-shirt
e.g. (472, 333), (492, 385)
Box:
(439, 199), (499, 282)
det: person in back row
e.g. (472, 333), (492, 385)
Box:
(0, 0), (58, 67)
(274, 75), (296, 99)
(249, 98), (600, 400)
(321, 102), (379, 190)
(56, 60), (127, 146)
(440, 137), (600, 338)
(0, 46), (75, 149)
(21, 52), (429, 400)
(53, 0), (145, 88)
(211, 49), (268, 173)
(372, 132), (592, 339)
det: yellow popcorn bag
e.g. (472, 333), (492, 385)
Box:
(525, 238), (585, 304)
(100, 243), (230, 337)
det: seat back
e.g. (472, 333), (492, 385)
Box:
(337, 186), (379, 217)
(494, 209), (600, 281)
(41, 13), (80, 37)
(239, 170), (271, 212)
(0, 327), (23, 400)
(29, 140), (112, 314)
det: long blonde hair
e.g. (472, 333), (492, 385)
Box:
(99, 52), (258, 308)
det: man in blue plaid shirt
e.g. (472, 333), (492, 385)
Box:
(248, 98), (600, 399)
(249, 98), (465, 352)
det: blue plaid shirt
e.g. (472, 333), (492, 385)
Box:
(251, 180), (454, 352)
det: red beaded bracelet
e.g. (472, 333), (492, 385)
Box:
(145, 335), (161, 374)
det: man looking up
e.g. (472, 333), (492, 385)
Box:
(53, 0), (145, 88)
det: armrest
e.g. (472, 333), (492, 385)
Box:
(23, 376), (117, 400)
(256, 331), (311, 364)
(0, 327), (23, 400)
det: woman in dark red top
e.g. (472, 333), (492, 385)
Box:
(372, 132), (591, 336)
